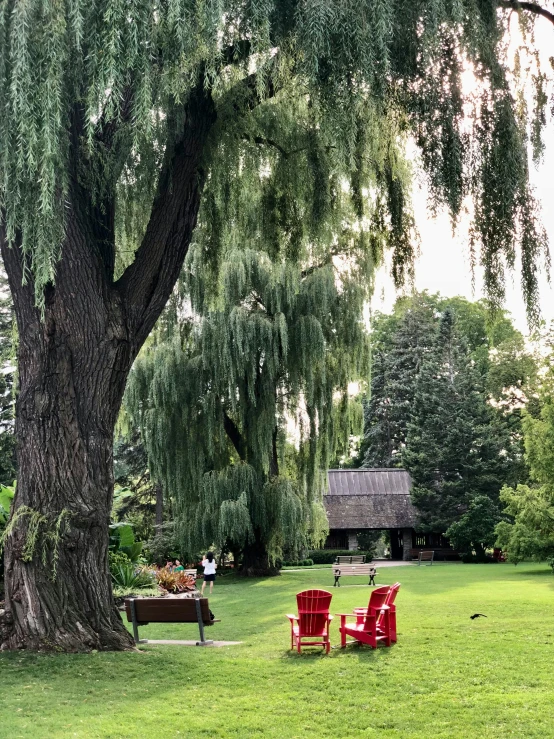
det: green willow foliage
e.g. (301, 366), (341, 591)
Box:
(127, 247), (367, 560)
(0, 1), (550, 318)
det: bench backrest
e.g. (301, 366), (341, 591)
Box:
(184, 569), (197, 578)
(125, 597), (213, 625)
(335, 555), (366, 564)
(418, 551), (434, 561)
(332, 564), (375, 575)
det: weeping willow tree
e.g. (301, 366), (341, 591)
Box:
(127, 245), (368, 574)
(0, 1), (552, 651)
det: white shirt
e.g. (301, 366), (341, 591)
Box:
(202, 558), (216, 575)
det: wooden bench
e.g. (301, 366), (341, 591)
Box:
(335, 555), (366, 565)
(411, 548), (458, 562)
(332, 563), (376, 587)
(183, 569), (198, 580)
(416, 551), (434, 565)
(125, 597), (219, 646)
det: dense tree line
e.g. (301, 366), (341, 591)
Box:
(361, 293), (536, 558)
(496, 338), (554, 569)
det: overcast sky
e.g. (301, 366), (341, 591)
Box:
(372, 16), (554, 336)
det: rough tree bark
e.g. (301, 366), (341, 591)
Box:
(223, 414), (280, 577)
(239, 429), (281, 577)
(155, 483), (164, 533)
(0, 86), (217, 651)
(240, 531), (280, 577)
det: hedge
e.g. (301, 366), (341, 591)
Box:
(308, 549), (374, 564)
(281, 558), (314, 567)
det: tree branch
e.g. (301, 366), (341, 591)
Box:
(116, 84), (217, 350)
(0, 225), (40, 335)
(223, 410), (247, 461)
(117, 65), (283, 351)
(220, 40), (252, 67)
(497, 1), (554, 26)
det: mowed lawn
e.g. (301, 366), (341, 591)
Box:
(2, 564), (554, 739)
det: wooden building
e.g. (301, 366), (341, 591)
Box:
(324, 468), (454, 560)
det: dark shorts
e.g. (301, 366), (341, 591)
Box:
(204, 574), (216, 582)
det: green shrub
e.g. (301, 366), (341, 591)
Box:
(109, 550), (131, 571)
(109, 553), (156, 589)
(281, 558), (314, 567)
(109, 522), (145, 563)
(308, 549), (373, 564)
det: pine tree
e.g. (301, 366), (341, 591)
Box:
(0, 2), (552, 651)
(127, 248), (367, 574)
(362, 296), (437, 466)
(361, 293), (536, 473)
(404, 309), (511, 544)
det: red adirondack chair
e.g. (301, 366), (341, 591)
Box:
(286, 589), (333, 654)
(354, 582), (401, 643)
(338, 586), (390, 649)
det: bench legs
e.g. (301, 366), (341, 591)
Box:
(129, 599), (147, 645)
(195, 598), (214, 646)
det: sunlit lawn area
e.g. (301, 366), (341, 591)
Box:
(2, 563), (554, 739)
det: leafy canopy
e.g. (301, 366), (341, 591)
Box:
(496, 351), (554, 569)
(127, 247), (367, 560)
(0, 1), (550, 318)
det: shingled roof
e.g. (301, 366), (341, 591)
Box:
(324, 469), (418, 530)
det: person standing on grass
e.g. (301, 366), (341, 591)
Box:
(201, 552), (217, 595)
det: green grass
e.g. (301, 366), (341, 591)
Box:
(2, 564), (554, 739)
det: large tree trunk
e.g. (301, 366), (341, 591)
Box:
(239, 530), (280, 577)
(0, 86), (216, 651)
(0, 280), (134, 650)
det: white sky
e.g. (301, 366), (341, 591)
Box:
(372, 16), (554, 336)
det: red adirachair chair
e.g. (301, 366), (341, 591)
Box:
(287, 589), (334, 654)
(353, 582), (401, 643)
(338, 586), (391, 649)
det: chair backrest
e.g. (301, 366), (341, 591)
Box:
(362, 586), (389, 629)
(385, 582), (401, 607)
(296, 589), (332, 636)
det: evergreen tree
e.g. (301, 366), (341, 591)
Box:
(0, 2), (552, 651)
(127, 248), (367, 574)
(361, 293), (536, 472)
(362, 296), (437, 467)
(404, 309), (511, 540)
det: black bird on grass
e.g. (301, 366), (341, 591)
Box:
(470, 614), (487, 619)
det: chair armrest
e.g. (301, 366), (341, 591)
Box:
(286, 614), (298, 621)
(335, 612), (356, 618)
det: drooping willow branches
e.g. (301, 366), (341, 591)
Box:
(0, 1), (551, 319)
